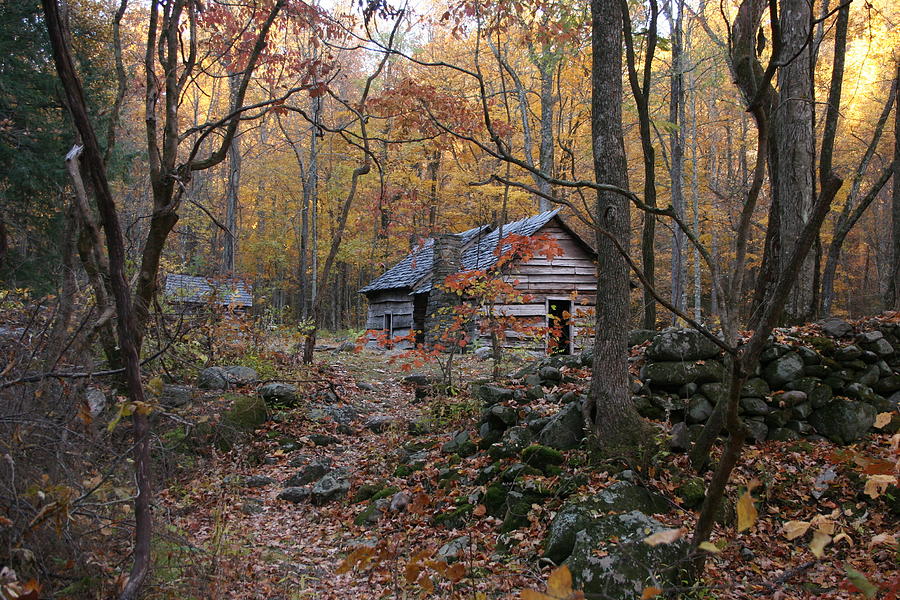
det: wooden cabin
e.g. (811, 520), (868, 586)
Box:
(359, 209), (597, 354)
(163, 274), (253, 314)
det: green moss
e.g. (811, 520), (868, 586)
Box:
(394, 464), (413, 477)
(484, 483), (508, 517)
(433, 503), (474, 528)
(804, 336), (836, 355)
(353, 503), (379, 526)
(676, 477), (706, 509)
(352, 483), (389, 503)
(371, 486), (400, 501)
(521, 444), (564, 472)
(223, 394), (268, 431)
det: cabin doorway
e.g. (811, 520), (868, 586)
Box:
(547, 299), (572, 355)
(413, 293), (428, 345)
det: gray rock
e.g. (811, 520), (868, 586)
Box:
(544, 501), (598, 563)
(403, 373), (438, 386)
(499, 426), (534, 455)
(85, 387), (108, 418)
(628, 329), (657, 347)
(244, 475), (275, 488)
(859, 366), (881, 387)
(768, 428), (800, 442)
(259, 382), (300, 406)
(669, 422), (690, 453)
(284, 462), (329, 487)
(835, 345), (863, 361)
(821, 317), (853, 338)
(471, 384), (515, 405)
(742, 419), (768, 442)
(686, 396), (713, 424)
(473, 346), (494, 360)
(389, 491), (410, 512)
(357, 382), (377, 392)
(442, 430), (474, 455)
(773, 389), (807, 407)
(567, 511), (688, 598)
(646, 328), (721, 361)
(741, 377), (770, 398)
(223, 366), (258, 385)
(364, 415), (398, 433)
(240, 498), (265, 515)
(875, 375), (900, 394)
(436, 536), (470, 561)
(538, 402), (584, 450)
(762, 352), (804, 388)
(740, 397), (769, 417)
(197, 366), (229, 390)
(487, 404), (518, 428)
(791, 402), (812, 420)
(641, 360), (724, 388)
(322, 405), (359, 426)
(796, 346), (821, 365)
(161, 384), (193, 408)
(539, 366), (562, 382)
(785, 378), (832, 409)
(310, 474), (350, 505)
(760, 344), (790, 363)
(809, 400), (877, 444)
(595, 481), (670, 515)
(278, 487), (311, 503)
(308, 433), (340, 446)
(336, 341), (357, 352)
(699, 383), (726, 404)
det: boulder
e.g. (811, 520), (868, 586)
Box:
(820, 317), (852, 338)
(742, 419), (769, 442)
(436, 536), (470, 562)
(364, 415), (398, 433)
(471, 384), (515, 405)
(641, 361), (724, 388)
(223, 366), (258, 385)
(85, 387), (108, 418)
(197, 367), (229, 390)
(544, 501), (598, 563)
(223, 395), (268, 431)
(809, 400), (876, 445)
(244, 475), (275, 488)
(284, 461), (330, 487)
(442, 430), (476, 456)
(773, 390), (807, 407)
(739, 397), (769, 417)
(567, 511), (688, 598)
(490, 426), (534, 459)
(258, 382), (300, 407)
(278, 487), (311, 503)
(686, 396), (713, 424)
(628, 329), (657, 347)
(539, 366), (562, 383)
(668, 422), (690, 453)
(741, 378), (770, 398)
(646, 329), (721, 361)
(785, 378), (832, 409)
(538, 402), (584, 450)
(310, 474), (351, 505)
(875, 375), (900, 395)
(473, 346), (493, 360)
(161, 384), (193, 408)
(834, 345), (863, 362)
(595, 481), (670, 515)
(522, 444), (564, 472)
(762, 352), (804, 388)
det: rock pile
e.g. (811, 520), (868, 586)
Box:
(634, 320), (898, 446)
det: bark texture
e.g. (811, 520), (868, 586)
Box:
(587, 0), (645, 452)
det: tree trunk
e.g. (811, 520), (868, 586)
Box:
(222, 73), (241, 274)
(888, 65), (900, 309)
(586, 0), (646, 454)
(775, 0), (816, 323)
(668, 0), (687, 321)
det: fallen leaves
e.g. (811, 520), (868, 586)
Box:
(520, 566), (584, 600)
(737, 481), (760, 533)
(643, 528), (685, 546)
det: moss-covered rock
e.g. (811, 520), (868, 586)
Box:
(521, 444), (564, 473)
(675, 477), (706, 509)
(433, 503), (474, 528)
(223, 394), (268, 431)
(484, 483), (508, 517)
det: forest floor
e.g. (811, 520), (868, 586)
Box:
(149, 343), (899, 600)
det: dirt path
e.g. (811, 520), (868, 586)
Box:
(155, 351), (537, 599)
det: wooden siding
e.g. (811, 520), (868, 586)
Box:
(363, 217), (597, 352)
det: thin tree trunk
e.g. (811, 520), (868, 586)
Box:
(223, 74), (241, 274)
(888, 64), (900, 309)
(668, 0), (687, 322)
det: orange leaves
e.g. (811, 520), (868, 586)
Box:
(736, 479), (761, 533)
(520, 566), (584, 600)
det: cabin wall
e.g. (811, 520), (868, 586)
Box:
(475, 223), (597, 352)
(364, 290), (415, 348)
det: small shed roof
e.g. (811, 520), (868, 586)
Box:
(164, 274), (253, 307)
(360, 209), (566, 295)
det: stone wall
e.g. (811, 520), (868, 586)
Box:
(424, 233), (465, 346)
(633, 318), (900, 446)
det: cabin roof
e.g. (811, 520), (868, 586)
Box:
(360, 209), (578, 295)
(164, 274), (253, 307)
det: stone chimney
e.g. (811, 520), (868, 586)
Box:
(424, 233), (464, 346)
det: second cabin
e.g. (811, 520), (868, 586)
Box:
(359, 209), (597, 354)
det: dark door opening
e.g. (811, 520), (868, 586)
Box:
(547, 299), (572, 355)
(383, 313), (393, 348)
(413, 293), (428, 345)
